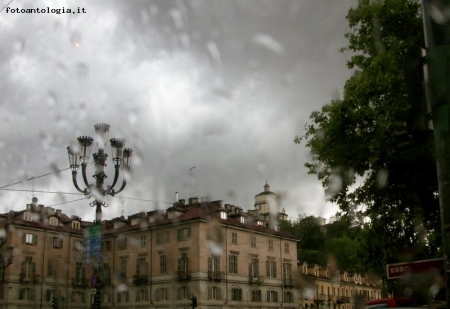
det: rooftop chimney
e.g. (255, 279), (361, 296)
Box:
(175, 192), (179, 202)
(188, 197), (198, 205)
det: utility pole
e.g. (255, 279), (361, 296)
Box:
(421, 1), (450, 306)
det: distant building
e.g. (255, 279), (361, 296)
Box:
(297, 262), (382, 309)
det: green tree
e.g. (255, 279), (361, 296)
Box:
(281, 215), (327, 265)
(297, 0), (440, 282)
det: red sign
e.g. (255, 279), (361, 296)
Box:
(387, 258), (443, 279)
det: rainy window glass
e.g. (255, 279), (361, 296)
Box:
(0, 1), (444, 308)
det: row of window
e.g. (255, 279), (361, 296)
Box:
(22, 230), (291, 254)
(315, 285), (380, 299)
(12, 287), (294, 303)
(22, 233), (64, 249)
(23, 254), (292, 282)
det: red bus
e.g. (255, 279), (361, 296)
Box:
(366, 298), (420, 308)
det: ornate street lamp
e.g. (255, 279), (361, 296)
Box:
(67, 123), (132, 309)
(67, 123), (133, 223)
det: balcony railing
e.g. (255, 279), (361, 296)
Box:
(71, 277), (88, 288)
(248, 274), (264, 284)
(102, 277), (112, 287)
(19, 273), (39, 284)
(283, 277), (294, 287)
(176, 270), (191, 280)
(132, 274), (149, 286)
(317, 294), (329, 302)
(336, 296), (350, 304)
(208, 270), (224, 281)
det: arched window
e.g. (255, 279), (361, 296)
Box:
(207, 286), (222, 300)
(284, 291), (294, 303)
(71, 291), (85, 303)
(45, 289), (57, 301)
(117, 291), (129, 303)
(155, 287), (169, 301)
(136, 289), (149, 302)
(103, 292), (111, 303)
(266, 290), (278, 302)
(251, 289), (261, 302)
(177, 286), (191, 300)
(231, 287), (242, 301)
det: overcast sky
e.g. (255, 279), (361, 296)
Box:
(0, 0), (356, 222)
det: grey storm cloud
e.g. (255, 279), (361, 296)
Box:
(0, 0), (356, 221)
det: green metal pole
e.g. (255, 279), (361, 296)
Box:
(422, 1), (450, 306)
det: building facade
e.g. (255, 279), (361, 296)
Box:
(297, 263), (382, 309)
(0, 183), (382, 309)
(0, 184), (303, 309)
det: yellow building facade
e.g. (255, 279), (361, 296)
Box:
(0, 184), (382, 309)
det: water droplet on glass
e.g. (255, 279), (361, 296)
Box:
(47, 91), (57, 107)
(76, 62), (89, 77)
(376, 169), (389, 189)
(206, 240), (222, 256)
(117, 283), (128, 292)
(170, 9), (184, 29)
(70, 31), (82, 46)
(140, 9), (150, 25)
(128, 113), (137, 126)
(207, 41), (222, 66)
(12, 38), (25, 52)
(252, 34), (285, 54)
(149, 4), (158, 15)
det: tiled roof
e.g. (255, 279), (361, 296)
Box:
(100, 202), (299, 240)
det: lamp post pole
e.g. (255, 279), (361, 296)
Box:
(67, 123), (132, 309)
(421, 1), (450, 306)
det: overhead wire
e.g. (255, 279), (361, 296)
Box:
(0, 167), (70, 189)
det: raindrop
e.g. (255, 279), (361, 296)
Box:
(117, 283), (128, 292)
(133, 154), (143, 167)
(180, 33), (190, 48)
(252, 34), (285, 54)
(76, 62), (89, 77)
(122, 169), (132, 182)
(376, 169), (389, 189)
(429, 284), (440, 298)
(149, 4), (158, 15)
(403, 286), (413, 297)
(140, 9), (150, 25)
(170, 9), (184, 29)
(12, 38), (25, 52)
(70, 31), (83, 47)
(0, 228), (5, 238)
(140, 221), (148, 230)
(206, 240), (222, 256)
(207, 41), (222, 66)
(47, 91), (57, 107)
(327, 174), (342, 195)
(129, 238), (139, 248)
(303, 288), (314, 300)
(128, 113), (137, 126)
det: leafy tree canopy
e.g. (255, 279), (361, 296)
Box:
(296, 0), (440, 281)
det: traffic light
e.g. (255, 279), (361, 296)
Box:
(52, 296), (58, 309)
(190, 296), (197, 309)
